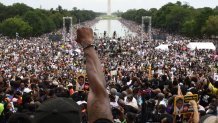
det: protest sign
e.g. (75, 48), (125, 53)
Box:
(174, 94), (198, 115)
(110, 70), (117, 76)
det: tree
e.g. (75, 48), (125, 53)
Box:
(50, 12), (63, 28)
(152, 2), (193, 33)
(202, 15), (218, 36)
(73, 7), (77, 11)
(50, 8), (55, 14)
(113, 10), (123, 17)
(194, 7), (214, 37)
(181, 19), (197, 37)
(56, 5), (63, 13)
(121, 9), (137, 21)
(23, 11), (45, 36)
(176, 1), (182, 6)
(36, 10), (56, 33)
(23, 10), (56, 35)
(149, 8), (158, 16)
(152, 2), (175, 29)
(5, 3), (33, 19)
(135, 9), (149, 23)
(121, 1), (217, 37)
(0, 3), (7, 22)
(0, 17), (32, 38)
(72, 9), (96, 23)
(0, 2), (97, 38)
(165, 6), (192, 33)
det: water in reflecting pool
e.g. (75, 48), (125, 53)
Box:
(92, 19), (136, 38)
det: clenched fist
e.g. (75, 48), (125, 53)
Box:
(76, 27), (94, 48)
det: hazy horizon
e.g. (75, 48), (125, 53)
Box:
(1, 0), (218, 12)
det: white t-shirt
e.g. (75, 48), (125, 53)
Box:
(110, 102), (119, 108)
(124, 97), (137, 105)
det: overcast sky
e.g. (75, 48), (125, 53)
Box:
(1, 0), (218, 12)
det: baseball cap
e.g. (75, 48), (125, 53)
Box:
(34, 98), (81, 123)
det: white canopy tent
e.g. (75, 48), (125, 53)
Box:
(155, 44), (169, 51)
(187, 42), (216, 50)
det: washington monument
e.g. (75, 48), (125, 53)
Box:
(107, 0), (111, 15)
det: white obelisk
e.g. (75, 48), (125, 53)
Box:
(107, 0), (111, 16)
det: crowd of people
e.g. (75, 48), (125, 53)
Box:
(0, 18), (217, 123)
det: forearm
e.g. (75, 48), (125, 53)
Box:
(85, 47), (113, 122)
(192, 107), (199, 123)
(189, 101), (199, 123)
(77, 27), (113, 122)
(85, 47), (106, 93)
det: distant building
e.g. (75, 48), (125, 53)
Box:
(108, 0), (111, 15)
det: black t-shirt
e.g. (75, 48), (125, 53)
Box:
(199, 91), (213, 107)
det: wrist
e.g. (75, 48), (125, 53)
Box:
(80, 39), (93, 48)
(83, 44), (95, 51)
(193, 106), (198, 111)
(84, 45), (96, 56)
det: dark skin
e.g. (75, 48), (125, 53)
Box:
(76, 27), (113, 123)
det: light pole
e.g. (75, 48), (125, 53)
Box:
(141, 16), (152, 43)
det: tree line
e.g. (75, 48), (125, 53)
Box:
(121, 1), (218, 38)
(0, 3), (97, 38)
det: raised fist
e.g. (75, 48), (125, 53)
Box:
(76, 27), (94, 48)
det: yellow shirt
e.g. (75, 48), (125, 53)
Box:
(0, 103), (4, 115)
(209, 82), (218, 96)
